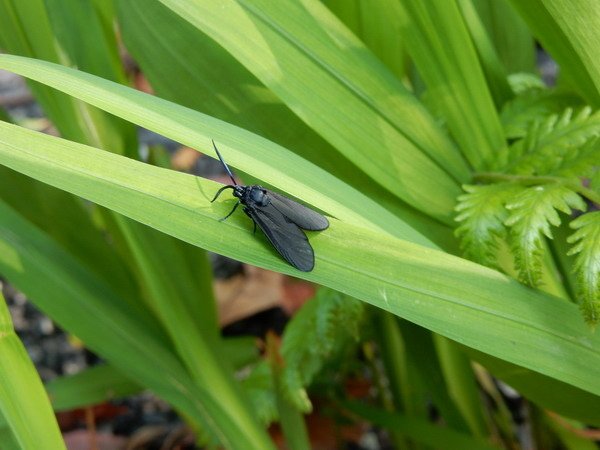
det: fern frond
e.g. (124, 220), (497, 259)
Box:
(500, 88), (583, 140)
(241, 361), (278, 425)
(504, 107), (600, 176)
(455, 183), (523, 268)
(567, 211), (600, 325)
(280, 288), (365, 413)
(507, 73), (546, 94)
(505, 184), (587, 286)
(554, 136), (600, 180)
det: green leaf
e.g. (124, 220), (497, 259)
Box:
(323, 0), (407, 78)
(554, 137), (600, 181)
(507, 0), (600, 107)
(0, 166), (139, 304)
(46, 365), (141, 412)
(508, 73), (547, 94)
(455, 183), (523, 268)
(0, 107), (10, 123)
(0, 421), (20, 450)
(456, 0), (513, 108)
(0, 291), (66, 449)
(470, 0), (535, 73)
(0, 0), (133, 153)
(505, 184), (586, 286)
(2, 121), (600, 401)
(398, 320), (470, 433)
(0, 53), (434, 244)
(44, 0), (126, 83)
(434, 336), (488, 436)
(539, 0), (600, 105)
(567, 211), (600, 325)
(155, 0), (469, 221)
(42, 0), (137, 157)
(504, 107), (600, 175)
(395, 0), (505, 169)
(117, 0), (330, 164)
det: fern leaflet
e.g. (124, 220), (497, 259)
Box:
(455, 183), (523, 267)
(500, 88), (583, 140)
(280, 288), (365, 413)
(503, 107), (600, 176)
(554, 136), (600, 180)
(505, 184), (586, 286)
(567, 211), (600, 325)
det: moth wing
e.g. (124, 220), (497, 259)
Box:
(245, 203), (315, 272)
(267, 191), (329, 231)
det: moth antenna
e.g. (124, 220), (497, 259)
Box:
(212, 140), (238, 186)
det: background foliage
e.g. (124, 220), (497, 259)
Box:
(0, 0), (598, 448)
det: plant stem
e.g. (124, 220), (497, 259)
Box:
(473, 172), (600, 205)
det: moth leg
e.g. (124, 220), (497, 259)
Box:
(219, 201), (241, 222)
(211, 185), (235, 203)
(253, 221), (257, 235)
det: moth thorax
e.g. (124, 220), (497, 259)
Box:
(249, 186), (270, 206)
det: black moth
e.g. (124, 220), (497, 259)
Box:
(210, 141), (329, 272)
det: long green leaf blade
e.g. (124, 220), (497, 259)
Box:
(46, 365), (141, 412)
(508, 0), (600, 106)
(0, 291), (66, 449)
(0, 121), (599, 399)
(0, 53), (434, 244)
(396, 0), (505, 169)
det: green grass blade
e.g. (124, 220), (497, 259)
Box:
(0, 0), (133, 152)
(42, 0), (137, 157)
(0, 54), (434, 243)
(44, 0), (126, 83)
(0, 166), (139, 304)
(541, 0), (600, 105)
(457, 0), (513, 108)
(46, 365), (141, 412)
(508, 0), (600, 106)
(112, 214), (228, 390)
(48, 337), (260, 413)
(324, 0), (407, 78)
(396, 0), (505, 169)
(0, 291), (66, 449)
(435, 336), (487, 437)
(471, 0), (535, 73)
(155, 0), (469, 221)
(398, 320), (470, 432)
(1, 122), (600, 399)
(0, 107), (10, 123)
(0, 422), (20, 450)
